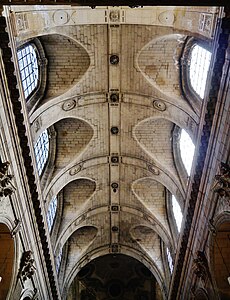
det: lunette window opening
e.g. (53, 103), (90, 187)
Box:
(47, 196), (57, 232)
(189, 45), (211, 99)
(172, 195), (183, 232)
(179, 129), (195, 176)
(17, 44), (39, 100)
(34, 129), (49, 176)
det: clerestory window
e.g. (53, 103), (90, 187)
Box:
(17, 44), (39, 100)
(166, 247), (173, 274)
(172, 195), (183, 232)
(56, 248), (63, 273)
(34, 129), (49, 176)
(47, 196), (57, 232)
(189, 44), (211, 99)
(179, 129), (195, 176)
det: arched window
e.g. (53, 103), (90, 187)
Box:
(179, 129), (195, 176)
(17, 44), (39, 100)
(166, 247), (173, 274)
(47, 196), (57, 232)
(189, 45), (211, 99)
(56, 248), (63, 273)
(172, 195), (183, 232)
(34, 129), (49, 176)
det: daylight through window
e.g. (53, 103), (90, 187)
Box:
(180, 129), (195, 176)
(17, 44), (39, 99)
(189, 45), (211, 99)
(166, 247), (173, 274)
(47, 196), (57, 232)
(34, 129), (49, 176)
(172, 195), (183, 232)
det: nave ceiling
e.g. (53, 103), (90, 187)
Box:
(1, 5), (226, 300)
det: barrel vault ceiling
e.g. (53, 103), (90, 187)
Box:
(6, 5), (220, 299)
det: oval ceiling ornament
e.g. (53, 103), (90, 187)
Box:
(158, 11), (175, 26)
(62, 99), (76, 111)
(69, 163), (83, 176)
(153, 100), (166, 111)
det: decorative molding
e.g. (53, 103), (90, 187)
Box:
(213, 162), (230, 202)
(18, 251), (36, 282)
(192, 251), (208, 282)
(34, 117), (42, 133)
(11, 219), (22, 236)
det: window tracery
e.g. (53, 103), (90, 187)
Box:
(34, 129), (49, 176)
(47, 196), (57, 232)
(17, 44), (39, 100)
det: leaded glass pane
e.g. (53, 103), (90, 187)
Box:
(179, 129), (195, 176)
(34, 130), (49, 176)
(56, 248), (62, 273)
(47, 196), (57, 231)
(17, 44), (39, 99)
(190, 45), (211, 99)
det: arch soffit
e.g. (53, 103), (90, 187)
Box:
(56, 204), (171, 258)
(44, 155), (184, 206)
(31, 108), (98, 142)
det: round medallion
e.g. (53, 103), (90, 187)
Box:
(62, 99), (76, 111)
(153, 100), (166, 111)
(53, 10), (69, 25)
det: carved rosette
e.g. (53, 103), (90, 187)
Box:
(109, 10), (120, 22)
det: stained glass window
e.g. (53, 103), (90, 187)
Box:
(47, 196), (57, 232)
(17, 44), (39, 100)
(172, 195), (183, 232)
(34, 129), (49, 176)
(189, 45), (211, 99)
(179, 129), (195, 176)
